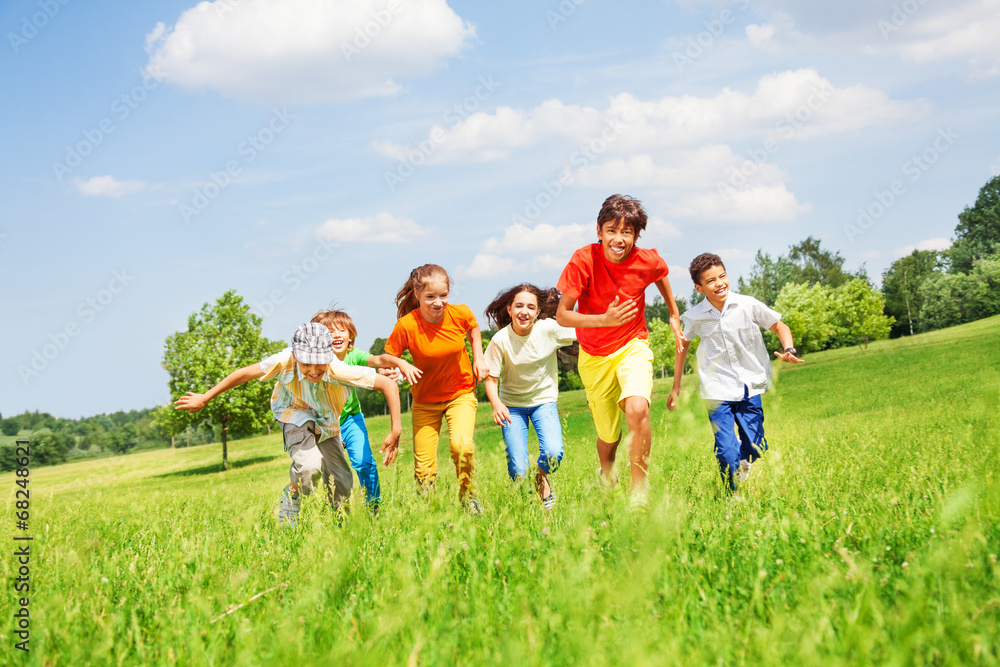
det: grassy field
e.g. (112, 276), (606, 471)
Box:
(2, 316), (999, 665)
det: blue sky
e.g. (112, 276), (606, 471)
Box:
(2, 0), (998, 419)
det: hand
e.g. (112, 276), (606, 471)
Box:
(603, 295), (638, 327)
(670, 319), (688, 353)
(397, 360), (423, 386)
(377, 367), (396, 377)
(774, 350), (804, 364)
(667, 390), (679, 412)
(492, 402), (511, 427)
(175, 392), (208, 413)
(380, 430), (401, 466)
(473, 357), (490, 382)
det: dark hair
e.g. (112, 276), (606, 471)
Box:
(395, 264), (451, 319)
(689, 252), (725, 285)
(597, 194), (647, 239)
(310, 309), (357, 349)
(484, 284), (560, 330)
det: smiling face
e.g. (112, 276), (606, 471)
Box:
(695, 264), (729, 309)
(507, 290), (539, 336)
(327, 323), (353, 360)
(417, 278), (449, 323)
(295, 359), (328, 383)
(597, 217), (636, 264)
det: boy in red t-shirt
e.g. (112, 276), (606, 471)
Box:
(556, 194), (684, 511)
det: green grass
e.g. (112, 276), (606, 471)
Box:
(3, 316), (999, 665)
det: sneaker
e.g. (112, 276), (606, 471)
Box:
(736, 459), (752, 484)
(536, 472), (556, 511)
(595, 467), (620, 497)
(278, 485), (300, 528)
(465, 498), (482, 516)
(628, 489), (650, 514)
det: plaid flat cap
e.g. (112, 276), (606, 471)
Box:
(291, 322), (334, 365)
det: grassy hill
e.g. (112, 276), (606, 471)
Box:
(3, 316), (998, 665)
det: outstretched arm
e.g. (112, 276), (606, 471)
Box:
(555, 293), (638, 329)
(654, 276), (687, 351)
(368, 353), (422, 385)
(174, 363), (264, 413)
(372, 374), (403, 465)
(467, 326), (489, 382)
(667, 338), (691, 411)
(770, 321), (804, 363)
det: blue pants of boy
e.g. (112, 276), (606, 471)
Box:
(707, 386), (767, 491)
(324, 413), (380, 507)
(500, 402), (564, 481)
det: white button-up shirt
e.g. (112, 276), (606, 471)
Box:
(681, 293), (782, 401)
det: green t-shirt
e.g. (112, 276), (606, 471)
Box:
(340, 348), (371, 422)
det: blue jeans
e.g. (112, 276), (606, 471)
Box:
(338, 413), (381, 506)
(500, 402), (564, 481)
(707, 386), (767, 491)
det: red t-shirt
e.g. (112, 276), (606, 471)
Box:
(385, 303), (478, 404)
(557, 244), (669, 357)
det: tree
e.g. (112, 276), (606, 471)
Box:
(949, 175), (1000, 274)
(737, 250), (796, 306)
(161, 290), (283, 470)
(964, 256), (1000, 322)
(647, 319), (697, 378)
(645, 295), (687, 325)
(881, 250), (943, 337)
(831, 279), (893, 348)
(770, 282), (836, 353)
(787, 236), (857, 288)
(917, 273), (970, 332)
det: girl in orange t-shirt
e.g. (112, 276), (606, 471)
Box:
(385, 264), (489, 512)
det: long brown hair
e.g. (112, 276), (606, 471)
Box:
(484, 284), (560, 330)
(395, 264), (452, 319)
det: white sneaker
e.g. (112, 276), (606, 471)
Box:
(595, 467), (620, 497)
(278, 485), (300, 528)
(736, 459), (752, 484)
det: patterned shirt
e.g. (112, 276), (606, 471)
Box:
(681, 293), (781, 401)
(259, 348), (376, 441)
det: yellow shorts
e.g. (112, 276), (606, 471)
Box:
(578, 338), (654, 442)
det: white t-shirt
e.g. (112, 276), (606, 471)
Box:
(485, 319), (577, 408)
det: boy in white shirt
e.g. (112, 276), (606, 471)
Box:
(668, 253), (802, 492)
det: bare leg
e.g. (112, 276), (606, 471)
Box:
(597, 434), (620, 480)
(623, 396), (652, 498)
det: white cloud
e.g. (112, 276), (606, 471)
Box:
(714, 247), (755, 260)
(316, 212), (429, 244)
(893, 237), (953, 257)
(482, 222), (592, 255)
(72, 176), (146, 198)
(378, 69), (927, 164)
(672, 184), (812, 224)
(746, 22), (778, 50)
(891, 0), (1000, 79)
(144, 0), (475, 103)
(456, 253), (524, 280)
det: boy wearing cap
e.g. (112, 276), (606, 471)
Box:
(175, 322), (402, 526)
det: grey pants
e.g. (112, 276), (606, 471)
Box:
(282, 421), (353, 510)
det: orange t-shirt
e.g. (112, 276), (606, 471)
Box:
(557, 243), (669, 357)
(385, 303), (478, 404)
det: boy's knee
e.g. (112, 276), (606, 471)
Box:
(623, 397), (649, 421)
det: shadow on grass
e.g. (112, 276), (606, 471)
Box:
(155, 455), (281, 478)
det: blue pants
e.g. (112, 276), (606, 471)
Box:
(338, 413), (381, 506)
(707, 387), (767, 491)
(500, 402), (564, 481)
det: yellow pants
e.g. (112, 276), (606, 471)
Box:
(411, 391), (478, 496)
(578, 338), (654, 443)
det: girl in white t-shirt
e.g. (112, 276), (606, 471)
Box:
(484, 284), (577, 510)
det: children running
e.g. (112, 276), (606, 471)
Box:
(175, 322), (402, 527)
(556, 194), (685, 511)
(311, 309), (422, 512)
(668, 253), (803, 494)
(385, 264), (489, 513)
(483, 284), (577, 510)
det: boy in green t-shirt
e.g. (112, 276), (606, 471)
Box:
(311, 309), (422, 510)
